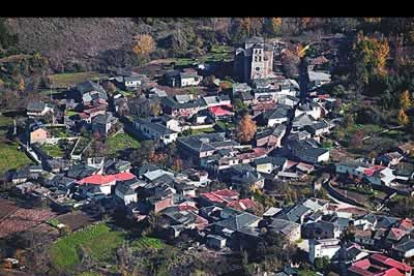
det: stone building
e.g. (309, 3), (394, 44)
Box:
(234, 37), (274, 83)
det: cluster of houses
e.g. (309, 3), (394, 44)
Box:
(5, 36), (414, 276)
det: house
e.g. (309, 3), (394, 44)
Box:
(261, 105), (291, 127)
(227, 198), (256, 212)
(123, 75), (147, 90)
(161, 96), (207, 118)
(295, 101), (323, 120)
(231, 170), (265, 190)
(199, 189), (239, 207)
(275, 204), (312, 224)
(164, 69), (203, 87)
(133, 118), (178, 145)
(348, 254), (412, 276)
(147, 87), (168, 98)
(235, 91), (255, 106)
(392, 240), (414, 260)
(208, 105), (234, 120)
(114, 183), (138, 205)
(160, 206), (208, 238)
(27, 101), (54, 118)
(309, 238), (341, 264)
(203, 95), (231, 108)
(180, 168), (210, 187)
(213, 212), (262, 244)
(302, 198), (329, 213)
(30, 127), (50, 144)
(336, 161), (396, 186)
(292, 114), (317, 132)
(253, 156), (288, 174)
(393, 162), (414, 181)
(91, 112), (118, 136)
(76, 172), (136, 196)
(206, 234), (227, 249)
(148, 194), (174, 213)
(177, 133), (230, 160)
(302, 220), (339, 239)
(354, 229), (376, 247)
(75, 81), (108, 105)
(290, 139), (330, 164)
(304, 121), (330, 137)
(255, 124), (286, 148)
(267, 219), (301, 243)
(377, 152), (404, 167)
(308, 70), (331, 88)
(278, 95), (300, 108)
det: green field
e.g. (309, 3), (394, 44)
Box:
(106, 133), (141, 154)
(174, 44), (233, 66)
(40, 143), (65, 158)
(0, 116), (13, 127)
(131, 236), (166, 251)
(192, 127), (217, 135)
(49, 71), (106, 88)
(0, 141), (33, 175)
(66, 110), (79, 117)
(50, 223), (125, 271)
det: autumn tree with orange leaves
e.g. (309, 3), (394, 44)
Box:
(132, 34), (156, 63)
(237, 114), (257, 143)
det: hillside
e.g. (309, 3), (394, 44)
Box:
(5, 18), (146, 71)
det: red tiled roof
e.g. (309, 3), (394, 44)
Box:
(228, 198), (256, 211)
(286, 160), (298, 169)
(363, 165), (385, 177)
(371, 253), (412, 272)
(208, 105), (233, 116)
(387, 227), (407, 241)
(382, 268), (405, 276)
(399, 218), (413, 230)
(348, 265), (376, 276)
(77, 172), (135, 186)
(200, 189), (239, 204)
(354, 259), (372, 270)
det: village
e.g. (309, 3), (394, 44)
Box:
(1, 35), (414, 276)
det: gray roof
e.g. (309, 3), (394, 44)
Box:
(116, 184), (136, 195)
(161, 96), (206, 109)
(215, 212), (261, 231)
(253, 156), (287, 167)
(265, 106), (290, 120)
(394, 240), (414, 253)
(76, 81), (106, 95)
(178, 133), (227, 153)
(268, 219), (300, 236)
(306, 121), (329, 132)
(135, 119), (175, 136)
(92, 113), (115, 125)
(27, 101), (47, 112)
(276, 204), (311, 223)
(231, 171), (263, 186)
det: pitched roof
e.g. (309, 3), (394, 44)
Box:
(209, 105), (233, 116)
(269, 219), (300, 236)
(215, 212), (261, 231)
(371, 253), (412, 272)
(77, 172), (135, 186)
(27, 101), (47, 112)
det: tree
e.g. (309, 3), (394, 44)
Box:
(150, 99), (162, 116)
(400, 90), (412, 110)
(398, 108), (410, 126)
(237, 114), (257, 143)
(103, 81), (117, 94)
(314, 256), (330, 271)
(350, 129), (365, 149)
(17, 77), (25, 92)
(132, 34), (156, 63)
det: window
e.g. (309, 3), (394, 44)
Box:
(256, 67), (260, 71)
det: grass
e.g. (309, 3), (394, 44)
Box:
(49, 71), (105, 88)
(0, 140), (33, 175)
(131, 236), (166, 251)
(106, 133), (141, 154)
(173, 44), (233, 67)
(72, 137), (90, 156)
(66, 110), (79, 117)
(40, 143), (65, 158)
(191, 127), (217, 135)
(77, 273), (103, 276)
(50, 223), (125, 271)
(0, 115), (13, 127)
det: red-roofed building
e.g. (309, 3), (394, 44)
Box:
(349, 254), (412, 276)
(77, 172), (136, 195)
(199, 189), (239, 207)
(227, 198), (256, 211)
(371, 254), (412, 274)
(208, 104), (234, 120)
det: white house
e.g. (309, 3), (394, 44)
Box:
(134, 118), (178, 145)
(180, 72), (203, 87)
(115, 184), (138, 205)
(309, 238), (341, 264)
(295, 102), (323, 120)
